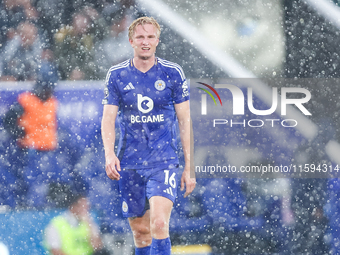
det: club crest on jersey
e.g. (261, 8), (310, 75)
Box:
(155, 80), (166, 91)
(122, 201), (128, 213)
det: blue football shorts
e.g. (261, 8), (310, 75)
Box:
(118, 165), (179, 218)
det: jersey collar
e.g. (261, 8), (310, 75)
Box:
(130, 57), (158, 69)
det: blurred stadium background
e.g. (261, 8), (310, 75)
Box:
(1, 0), (340, 254)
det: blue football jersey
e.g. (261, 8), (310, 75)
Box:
(103, 57), (189, 169)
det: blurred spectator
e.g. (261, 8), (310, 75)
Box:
(15, 0), (39, 20)
(0, 0), (24, 48)
(44, 183), (110, 255)
(0, 0), (38, 48)
(288, 123), (333, 254)
(3, 62), (59, 208)
(95, 4), (132, 78)
(3, 62), (59, 150)
(245, 177), (294, 225)
(53, 6), (106, 80)
(34, 0), (76, 47)
(35, 0), (108, 48)
(0, 20), (51, 81)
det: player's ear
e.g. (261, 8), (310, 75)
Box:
(129, 38), (134, 47)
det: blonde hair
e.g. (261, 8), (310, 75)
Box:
(128, 16), (161, 40)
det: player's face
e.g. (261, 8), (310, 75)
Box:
(129, 24), (159, 60)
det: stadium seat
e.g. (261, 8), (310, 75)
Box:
(79, 136), (130, 234)
(89, 175), (130, 234)
(198, 178), (285, 254)
(0, 168), (18, 208)
(22, 125), (89, 209)
(326, 178), (340, 254)
(170, 178), (213, 244)
(201, 178), (263, 230)
(23, 148), (78, 208)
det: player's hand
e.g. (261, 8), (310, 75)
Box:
(180, 168), (196, 198)
(105, 153), (121, 180)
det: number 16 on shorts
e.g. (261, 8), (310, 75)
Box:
(163, 170), (176, 196)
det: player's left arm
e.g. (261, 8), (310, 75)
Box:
(175, 100), (196, 198)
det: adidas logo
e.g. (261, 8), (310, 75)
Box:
(124, 82), (135, 90)
(163, 187), (174, 196)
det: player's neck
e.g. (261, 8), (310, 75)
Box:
(133, 56), (156, 73)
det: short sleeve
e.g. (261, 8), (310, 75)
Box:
(102, 69), (120, 106)
(171, 65), (189, 104)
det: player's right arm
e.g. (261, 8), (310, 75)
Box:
(101, 104), (121, 180)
